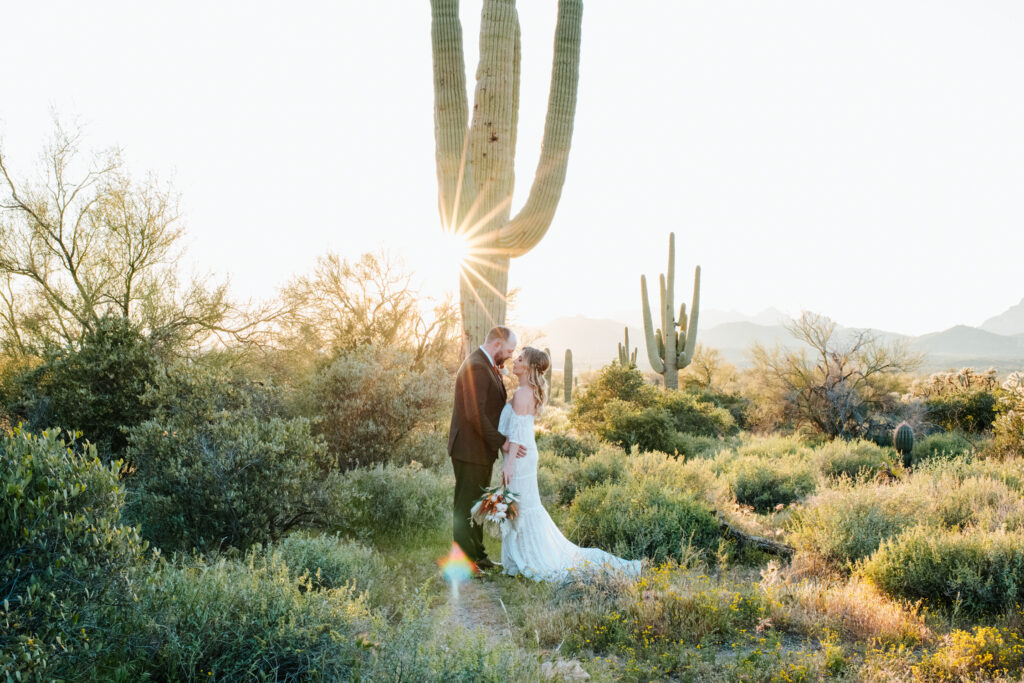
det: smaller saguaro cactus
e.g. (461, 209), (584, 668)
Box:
(564, 349), (574, 403)
(894, 422), (915, 468)
(544, 347), (553, 388)
(617, 327), (637, 367)
(640, 232), (700, 391)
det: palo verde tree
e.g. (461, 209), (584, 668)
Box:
(430, 0), (583, 349)
(0, 120), (268, 358)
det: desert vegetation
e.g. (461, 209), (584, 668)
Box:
(4, 34), (1024, 683)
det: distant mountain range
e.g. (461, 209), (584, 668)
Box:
(525, 302), (1024, 374)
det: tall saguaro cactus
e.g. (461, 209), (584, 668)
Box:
(430, 0), (583, 349)
(641, 233), (701, 390)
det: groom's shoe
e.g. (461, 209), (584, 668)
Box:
(476, 557), (501, 571)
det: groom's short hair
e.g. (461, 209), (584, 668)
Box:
(485, 326), (514, 344)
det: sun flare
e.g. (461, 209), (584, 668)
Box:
(437, 230), (471, 275)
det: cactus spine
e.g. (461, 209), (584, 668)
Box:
(430, 0), (583, 349)
(641, 232), (700, 390)
(617, 327), (637, 367)
(563, 349), (573, 403)
(894, 422), (914, 468)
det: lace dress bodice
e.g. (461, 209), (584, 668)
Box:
(496, 403), (640, 582)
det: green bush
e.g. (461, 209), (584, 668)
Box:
(322, 464), (451, 542)
(570, 363), (658, 434)
(126, 413), (331, 553)
(693, 389), (751, 430)
(912, 432), (975, 465)
(626, 450), (717, 497)
(658, 390), (737, 437)
(790, 486), (920, 568)
(862, 527), (1024, 614)
(545, 445), (628, 506)
(566, 480), (721, 563)
(925, 391), (998, 433)
(730, 456), (816, 512)
(130, 552), (379, 680)
(814, 438), (894, 480)
(0, 428), (148, 680)
(10, 316), (161, 457)
(536, 431), (599, 459)
(268, 532), (386, 599)
(597, 399), (678, 453)
(303, 345), (450, 469)
(673, 432), (727, 459)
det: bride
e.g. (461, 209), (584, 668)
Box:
(497, 347), (642, 582)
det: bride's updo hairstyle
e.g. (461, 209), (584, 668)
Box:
(521, 347), (550, 416)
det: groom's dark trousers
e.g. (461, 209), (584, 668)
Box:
(448, 347), (507, 563)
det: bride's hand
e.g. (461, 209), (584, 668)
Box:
(501, 463), (514, 485)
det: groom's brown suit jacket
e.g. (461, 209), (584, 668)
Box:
(448, 348), (507, 465)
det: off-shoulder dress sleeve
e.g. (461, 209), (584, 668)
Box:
(500, 411), (534, 445)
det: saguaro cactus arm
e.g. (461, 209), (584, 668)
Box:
(430, 0), (469, 229)
(497, 0), (583, 255)
(680, 266), (701, 365)
(641, 275), (665, 374)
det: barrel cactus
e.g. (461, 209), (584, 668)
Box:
(430, 0), (583, 349)
(564, 349), (573, 403)
(894, 422), (915, 468)
(640, 232), (700, 390)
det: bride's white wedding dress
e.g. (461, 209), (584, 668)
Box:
(497, 403), (642, 582)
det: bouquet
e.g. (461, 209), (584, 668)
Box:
(470, 485), (520, 535)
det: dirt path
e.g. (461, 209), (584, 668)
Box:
(436, 575), (513, 647)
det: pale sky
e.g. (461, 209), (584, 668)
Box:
(2, 1), (1022, 336)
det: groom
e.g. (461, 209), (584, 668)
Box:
(448, 325), (526, 570)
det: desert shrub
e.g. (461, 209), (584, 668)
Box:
(546, 445), (628, 506)
(789, 486), (921, 568)
(990, 370), (1024, 458)
(693, 389), (751, 430)
(0, 429), (148, 680)
(566, 480), (721, 563)
(10, 316), (161, 458)
(388, 424), (449, 469)
(925, 391), (998, 434)
(597, 399), (678, 453)
(912, 431), (976, 464)
(913, 625), (1024, 681)
(570, 363), (658, 432)
(536, 431), (599, 459)
(626, 450), (717, 497)
(730, 456), (816, 512)
(322, 464), (451, 542)
(733, 433), (811, 460)
(126, 412), (330, 553)
(862, 526), (1024, 614)
(815, 438), (894, 480)
(673, 432), (726, 459)
(304, 345), (450, 469)
(129, 552), (379, 680)
(658, 390), (737, 436)
(268, 532), (386, 599)
(923, 475), (1024, 532)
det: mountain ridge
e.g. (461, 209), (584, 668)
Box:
(525, 305), (1024, 373)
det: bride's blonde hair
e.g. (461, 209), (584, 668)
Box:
(521, 347), (550, 416)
